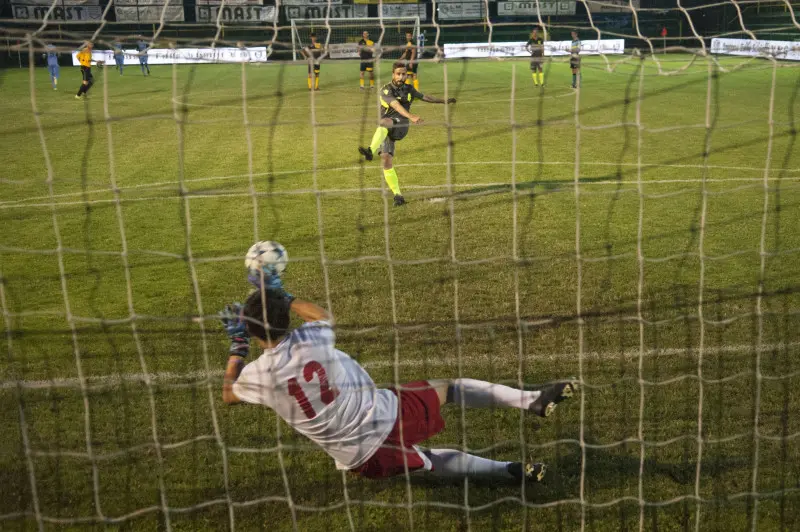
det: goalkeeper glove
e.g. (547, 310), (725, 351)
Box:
(247, 268), (295, 305)
(220, 303), (250, 357)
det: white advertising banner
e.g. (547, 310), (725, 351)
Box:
(586, 0), (640, 12)
(71, 47), (269, 66)
(381, 3), (427, 21)
(443, 39), (625, 58)
(281, 0), (342, 5)
(711, 38), (800, 61)
(196, 3), (276, 23)
(496, 1), (576, 17)
(284, 4), (368, 19)
(435, 1), (486, 20)
(328, 43), (360, 59)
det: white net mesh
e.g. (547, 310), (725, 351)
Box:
(2, 0), (800, 530)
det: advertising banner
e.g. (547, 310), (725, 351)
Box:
(284, 4), (368, 19)
(435, 1), (486, 20)
(496, 1), (576, 17)
(442, 39), (625, 58)
(711, 38), (800, 61)
(72, 46), (269, 65)
(196, 1), (276, 23)
(12, 0), (103, 21)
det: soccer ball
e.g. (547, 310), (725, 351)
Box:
(244, 241), (288, 276)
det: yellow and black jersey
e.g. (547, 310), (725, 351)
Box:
(305, 41), (323, 60)
(527, 37), (544, 58)
(401, 40), (416, 61)
(570, 39), (581, 59)
(358, 38), (374, 60)
(379, 81), (424, 119)
(76, 49), (92, 67)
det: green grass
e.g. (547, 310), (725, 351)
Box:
(1, 54), (800, 531)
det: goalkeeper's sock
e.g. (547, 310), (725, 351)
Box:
(572, 73), (577, 87)
(307, 76), (312, 89)
(425, 449), (514, 479)
(449, 378), (539, 409)
(360, 78), (364, 88)
(370, 78), (374, 88)
(314, 75), (319, 90)
(383, 167), (401, 196)
(539, 72), (544, 85)
(369, 127), (389, 154)
(413, 78), (419, 90)
(532, 73), (537, 86)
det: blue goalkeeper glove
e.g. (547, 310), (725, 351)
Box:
(247, 268), (295, 304)
(220, 303), (250, 357)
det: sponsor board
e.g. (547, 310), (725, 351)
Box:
(196, 4), (276, 23)
(496, 1), (576, 17)
(711, 38), (800, 61)
(72, 46), (269, 66)
(284, 4), (368, 19)
(435, 2), (486, 20)
(442, 39), (625, 59)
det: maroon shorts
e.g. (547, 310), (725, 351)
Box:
(354, 381), (445, 478)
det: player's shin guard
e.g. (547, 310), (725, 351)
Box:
(370, 79), (374, 88)
(369, 127), (389, 154)
(532, 73), (537, 85)
(360, 78), (364, 88)
(539, 72), (544, 85)
(413, 78), (419, 90)
(308, 76), (312, 89)
(314, 75), (319, 90)
(572, 73), (577, 87)
(425, 450), (512, 478)
(383, 168), (401, 196)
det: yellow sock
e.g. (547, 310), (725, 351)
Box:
(539, 72), (544, 85)
(532, 73), (537, 85)
(383, 168), (401, 195)
(307, 77), (312, 89)
(369, 127), (389, 154)
(370, 78), (374, 87)
(315, 75), (319, 90)
(413, 78), (419, 90)
(360, 78), (364, 88)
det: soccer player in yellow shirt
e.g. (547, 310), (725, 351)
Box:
(75, 42), (97, 99)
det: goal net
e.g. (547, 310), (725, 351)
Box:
(291, 16), (421, 62)
(2, 0), (800, 530)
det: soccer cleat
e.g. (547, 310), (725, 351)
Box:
(508, 461), (546, 483)
(358, 146), (373, 161)
(393, 194), (406, 207)
(75, 94), (83, 99)
(529, 379), (578, 418)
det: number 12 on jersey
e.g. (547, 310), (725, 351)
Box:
(287, 360), (339, 419)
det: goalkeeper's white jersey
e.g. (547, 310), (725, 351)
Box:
(233, 320), (398, 470)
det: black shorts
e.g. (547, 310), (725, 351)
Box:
(81, 66), (93, 82)
(530, 59), (543, 71)
(406, 61), (417, 74)
(308, 63), (320, 74)
(360, 61), (374, 72)
(378, 116), (409, 156)
(570, 59), (581, 70)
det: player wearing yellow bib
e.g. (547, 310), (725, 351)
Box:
(357, 31), (375, 90)
(400, 30), (418, 91)
(302, 32), (324, 91)
(75, 42), (97, 100)
(358, 62), (457, 207)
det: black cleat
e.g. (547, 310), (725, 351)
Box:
(358, 146), (373, 161)
(529, 379), (578, 418)
(393, 194), (406, 207)
(508, 462), (546, 483)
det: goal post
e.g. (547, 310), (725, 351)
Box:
(290, 17), (421, 62)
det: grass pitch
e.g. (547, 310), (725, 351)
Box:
(1, 54), (800, 531)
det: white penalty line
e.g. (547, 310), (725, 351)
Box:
(2, 341), (797, 391)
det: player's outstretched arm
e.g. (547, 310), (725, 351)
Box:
(219, 303), (249, 405)
(421, 94), (457, 105)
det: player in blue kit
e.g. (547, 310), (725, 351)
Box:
(136, 38), (150, 76)
(43, 44), (59, 90)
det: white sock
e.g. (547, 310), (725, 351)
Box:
(450, 378), (539, 409)
(425, 449), (513, 478)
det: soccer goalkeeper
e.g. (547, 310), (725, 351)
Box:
(358, 61), (456, 207)
(219, 269), (577, 481)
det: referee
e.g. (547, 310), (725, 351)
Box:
(75, 42), (96, 99)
